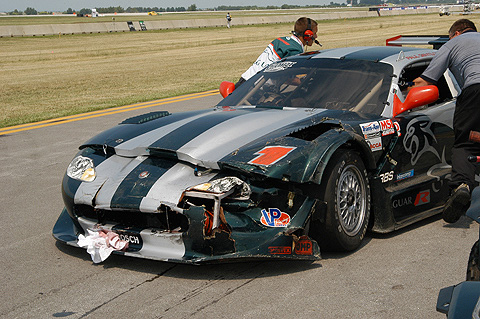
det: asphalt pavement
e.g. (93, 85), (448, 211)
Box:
(0, 91), (477, 319)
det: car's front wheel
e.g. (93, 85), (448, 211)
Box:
(315, 150), (371, 252)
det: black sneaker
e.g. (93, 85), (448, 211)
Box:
(443, 183), (471, 223)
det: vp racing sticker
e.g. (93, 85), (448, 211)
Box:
(260, 208), (291, 227)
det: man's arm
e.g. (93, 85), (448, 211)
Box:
(412, 77), (433, 87)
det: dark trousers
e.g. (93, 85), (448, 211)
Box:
(451, 83), (480, 190)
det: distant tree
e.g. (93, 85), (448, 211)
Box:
(64, 8), (74, 14)
(187, 4), (197, 11)
(9, 9), (22, 15)
(78, 8), (92, 15)
(24, 7), (37, 15)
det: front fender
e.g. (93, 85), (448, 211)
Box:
(300, 128), (375, 185)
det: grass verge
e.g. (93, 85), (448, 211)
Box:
(0, 13), (459, 128)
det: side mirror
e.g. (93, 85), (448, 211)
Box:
(392, 85), (439, 117)
(219, 81), (235, 98)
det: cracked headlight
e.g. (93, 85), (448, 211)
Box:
(190, 177), (251, 199)
(67, 156), (96, 182)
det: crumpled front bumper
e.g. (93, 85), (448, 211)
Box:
(53, 200), (321, 264)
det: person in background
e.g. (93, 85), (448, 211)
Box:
(412, 19), (480, 223)
(226, 13), (232, 28)
(235, 17), (319, 88)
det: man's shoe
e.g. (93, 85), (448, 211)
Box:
(443, 183), (471, 223)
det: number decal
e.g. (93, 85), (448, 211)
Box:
(248, 146), (296, 166)
(380, 171), (394, 183)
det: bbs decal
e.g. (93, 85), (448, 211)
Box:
(380, 171), (394, 183)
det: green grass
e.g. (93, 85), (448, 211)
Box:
(0, 13), (457, 128)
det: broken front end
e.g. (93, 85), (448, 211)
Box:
(53, 154), (321, 264)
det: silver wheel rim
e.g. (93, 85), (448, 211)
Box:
(336, 164), (366, 236)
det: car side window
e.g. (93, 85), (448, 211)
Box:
(398, 61), (453, 105)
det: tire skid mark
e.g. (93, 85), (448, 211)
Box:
(192, 274), (262, 316)
(78, 264), (177, 318)
(158, 262), (265, 318)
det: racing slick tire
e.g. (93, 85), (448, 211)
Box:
(466, 240), (480, 281)
(316, 150), (370, 252)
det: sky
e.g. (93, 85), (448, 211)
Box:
(1, 0), (332, 12)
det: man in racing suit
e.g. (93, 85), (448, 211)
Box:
(413, 19), (480, 223)
(235, 17), (319, 88)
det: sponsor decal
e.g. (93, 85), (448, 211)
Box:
(414, 190), (430, 206)
(380, 171), (394, 183)
(380, 119), (395, 136)
(393, 121), (401, 136)
(397, 169), (414, 181)
(264, 61), (297, 72)
(248, 146), (296, 166)
(269, 246), (292, 255)
(260, 208), (291, 227)
(367, 137), (382, 152)
(392, 189), (430, 208)
(119, 233), (141, 245)
(359, 121), (381, 138)
(115, 230), (143, 251)
(138, 171), (150, 179)
(405, 52), (435, 60)
(393, 197), (412, 208)
(294, 236), (313, 255)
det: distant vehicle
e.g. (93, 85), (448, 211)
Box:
(148, 11), (158, 15)
(439, 6), (451, 16)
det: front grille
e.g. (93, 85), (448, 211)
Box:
(74, 205), (189, 232)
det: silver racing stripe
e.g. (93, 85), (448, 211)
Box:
(176, 108), (326, 169)
(114, 111), (210, 157)
(139, 163), (218, 212)
(74, 155), (138, 206)
(87, 155), (148, 210)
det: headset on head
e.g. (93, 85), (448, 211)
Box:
(303, 18), (314, 42)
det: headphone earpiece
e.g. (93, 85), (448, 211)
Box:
(303, 29), (314, 42)
(302, 18), (313, 42)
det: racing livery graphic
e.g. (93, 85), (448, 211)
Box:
(54, 39), (477, 264)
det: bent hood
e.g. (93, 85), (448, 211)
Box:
(82, 106), (332, 170)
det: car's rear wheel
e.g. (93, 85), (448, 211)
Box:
(467, 240), (480, 281)
(315, 150), (370, 251)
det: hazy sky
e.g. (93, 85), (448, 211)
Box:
(1, 0), (333, 12)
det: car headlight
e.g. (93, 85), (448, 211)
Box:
(189, 177), (251, 199)
(67, 156), (96, 182)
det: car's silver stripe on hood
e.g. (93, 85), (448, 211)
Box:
(139, 163), (218, 212)
(176, 108), (326, 169)
(86, 155), (147, 210)
(74, 155), (138, 206)
(114, 112), (209, 157)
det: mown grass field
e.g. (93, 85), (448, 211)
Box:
(0, 12), (461, 128)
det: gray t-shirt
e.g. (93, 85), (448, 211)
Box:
(421, 31), (480, 90)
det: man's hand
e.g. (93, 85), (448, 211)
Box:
(407, 77), (432, 92)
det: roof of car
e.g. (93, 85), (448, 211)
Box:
(293, 46), (437, 70)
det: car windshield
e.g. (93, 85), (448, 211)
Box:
(219, 58), (393, 114)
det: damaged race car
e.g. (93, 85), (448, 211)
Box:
(54, 36), (461, 264)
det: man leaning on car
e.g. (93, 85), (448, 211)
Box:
(412, 19), (480, 223)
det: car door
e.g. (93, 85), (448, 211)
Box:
(383, 62), (456, 224)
